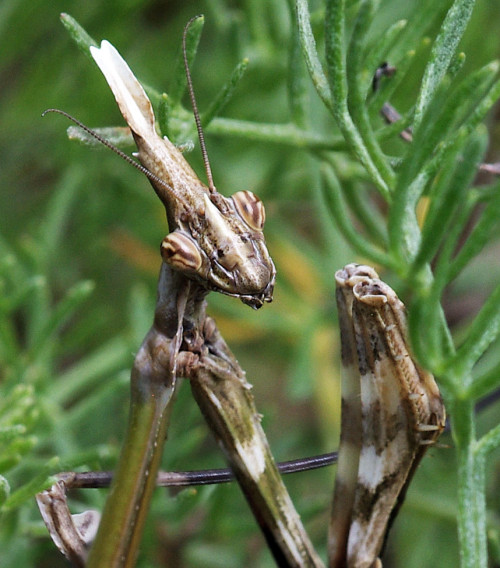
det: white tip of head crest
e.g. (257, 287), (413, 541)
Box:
(90, 40), (155, 138)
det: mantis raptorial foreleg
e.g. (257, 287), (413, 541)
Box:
(181, 316), (324, 567)
(329, 264), (446, 568)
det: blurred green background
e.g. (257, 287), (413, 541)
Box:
(1, 0), (500, 566)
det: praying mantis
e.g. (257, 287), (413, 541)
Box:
(37, 16), (445, 568)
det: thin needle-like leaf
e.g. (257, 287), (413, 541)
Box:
(324, 0), (390, 198)
(60, 13), (97, 59)
(321, 164), (393, 267)
(201, 58), (249, 127)
(412, 130), (487, 274)
(169, 14), (204, 106)
(414, 0), (477, 130)
(447, 284), (500, 385)
(295, 0), (334, 111)
(347, 0), (395, 186)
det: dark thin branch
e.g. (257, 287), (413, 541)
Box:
(56, 452), (338, 490)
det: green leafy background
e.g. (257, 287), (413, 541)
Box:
(1, 1), (500, 566)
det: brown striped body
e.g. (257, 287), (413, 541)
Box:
(329, 264), (445, 568)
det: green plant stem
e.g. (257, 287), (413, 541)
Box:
(295, 0), (390, 196)
(208, 117), (343, 150)
(452, 398), (488, 568)
(457, 446), (487, 568)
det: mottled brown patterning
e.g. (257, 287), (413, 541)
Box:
(329, 264), (446, 568)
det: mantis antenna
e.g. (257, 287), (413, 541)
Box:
(41, 108), (191, 209)
(45, 18), (217, 203)
(183, 15), (216, 193)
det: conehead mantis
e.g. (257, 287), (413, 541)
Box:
(38, 15), (323, 568)
(37, 16), (448, 568)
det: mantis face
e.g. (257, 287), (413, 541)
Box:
(90, 40), (275, 309)
(160, 188), (275, 308)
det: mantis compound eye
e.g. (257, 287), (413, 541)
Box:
(161, 231), (202, 272)
(231, 190), (266, 232)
